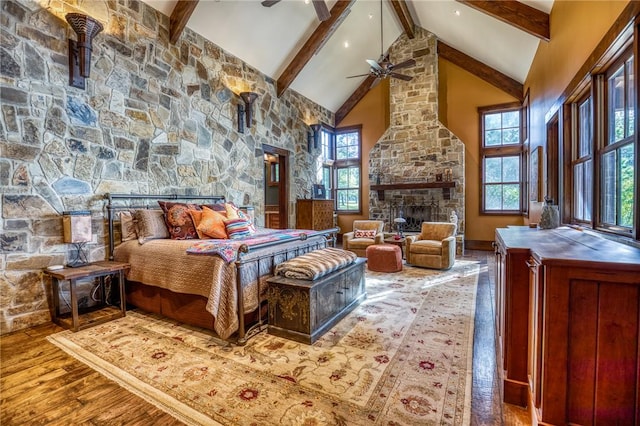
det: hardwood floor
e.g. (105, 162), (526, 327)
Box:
(1, 250), (530, 425)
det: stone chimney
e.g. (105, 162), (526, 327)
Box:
(370, 27), (465, 238)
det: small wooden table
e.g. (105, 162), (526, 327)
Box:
(44, 261), (129, 331)
(384, 237), (406, 258)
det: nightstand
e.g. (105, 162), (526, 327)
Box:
(44, 261), (129, 331)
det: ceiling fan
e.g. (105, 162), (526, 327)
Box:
(261, 0), (330, 22)
(347, 0), (415, 84)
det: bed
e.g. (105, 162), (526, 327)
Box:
(105, 193), (336, 345)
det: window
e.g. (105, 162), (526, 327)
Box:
(567, 34), (638, 241)
(572, 95), (593, 223)
(601, 53), (635, 231)
(318, 127), (334, 200)
(479, 105), (524, 213)
(334, 126), (361, 213)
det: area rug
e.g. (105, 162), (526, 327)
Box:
(47, 260), (480, 425)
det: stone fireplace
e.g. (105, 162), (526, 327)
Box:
(369, 28), (465, 238)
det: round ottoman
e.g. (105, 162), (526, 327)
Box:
(366, 244), (403, 272)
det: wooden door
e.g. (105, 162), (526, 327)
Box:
(263, 144), (288, 229)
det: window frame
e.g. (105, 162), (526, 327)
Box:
(565, 24), (639, 243)
(478, 102), (525, 215)
(570, 91), (594, 225)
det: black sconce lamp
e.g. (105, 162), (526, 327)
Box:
(237, 91), (259, 133)
(65, 13), (104, 90)
(310, 123), (322, 149)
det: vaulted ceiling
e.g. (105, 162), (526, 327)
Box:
(143, 0), (554, 123)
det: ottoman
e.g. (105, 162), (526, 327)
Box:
(366, 244), (403, 272)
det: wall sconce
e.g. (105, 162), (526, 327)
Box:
(237, 92), (259, 133)
(310, 123), (322, 149)
(62, 210), (92, 267)
(66, 13), (104, 90)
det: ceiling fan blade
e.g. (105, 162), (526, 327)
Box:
(390, 59), (416, 70)
(346, 73), (371, 79)
(312, 0), (330, 21)
(261, 0), (280, 6)
(366, 59), (383, 72)
(390, 72), (413, 81)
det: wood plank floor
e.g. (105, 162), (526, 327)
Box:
(1, 250), (530, 425)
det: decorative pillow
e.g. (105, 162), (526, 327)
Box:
(224, 218), (253, 239)
(190, 206), (228, 239)
(158, 201), (200, 240)
(225, 202), (257, 232)
(354, 229), (377, 239)
(201, 202), (227, 215)
(135, 209), (169, 244)
(119, 210), (137, 242)
(224, 202), (241, 219)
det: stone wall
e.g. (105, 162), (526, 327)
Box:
(0, 0), (333, 334)
(369, 28), (465, 235)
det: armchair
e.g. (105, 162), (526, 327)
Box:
(342, 220), (384, 257)
(405, 222), (457, 270)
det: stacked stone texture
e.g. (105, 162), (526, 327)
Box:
(369, 28), (465, 234)
(0, 0), (332, 333)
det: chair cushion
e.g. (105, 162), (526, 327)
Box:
(348, 238), (376, 249)
(409, 240), (443, 255)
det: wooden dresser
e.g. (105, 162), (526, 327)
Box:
(296, 199), (334, 230)
(494, 227), (640, 425)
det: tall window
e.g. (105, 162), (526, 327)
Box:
(334, 126), (361, 213)
(480, 105), (523, 213)
(572, 95), (593, 223)
(319, 127), (333, 200)
(601, 52), (635, 231)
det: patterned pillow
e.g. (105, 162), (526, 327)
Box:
(135, 209), (169, 244)
(224, 218), (253, 239)
(190, 207), (228, 239)
(119, 210), (137, 242)
(158, 201), (200, 240)
(224, 202), (257, 232)
(201, 202), (227, 216)
(354, 229), (377, 239)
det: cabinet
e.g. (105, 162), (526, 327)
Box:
(495, 227), (640, 425)
(296, 199), (334, 231)
(266, 258), (366, 344)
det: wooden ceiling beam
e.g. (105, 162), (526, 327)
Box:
(389, 0), (415, 39)
(438, 42), (523, 101)
(276, 0), (356, 98)
(456, 0), (549, 41)
(335, 75), (378, 125)
(170, 0), (199, 44)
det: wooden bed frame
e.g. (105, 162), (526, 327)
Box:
(105, 193), (337, 345)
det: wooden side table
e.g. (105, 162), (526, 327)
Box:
(44, 261), (129, 331)
(384, 237), (406, 258)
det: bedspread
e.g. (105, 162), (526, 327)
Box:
(113, 234), (326, 339)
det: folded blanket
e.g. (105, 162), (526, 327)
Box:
(274, 248), (357, 281)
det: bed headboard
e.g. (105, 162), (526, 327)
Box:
(104, 193), (226, 260)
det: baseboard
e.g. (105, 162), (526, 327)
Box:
(465, 240), (494, 251)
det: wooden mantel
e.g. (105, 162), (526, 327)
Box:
(370, 181), (455, 201)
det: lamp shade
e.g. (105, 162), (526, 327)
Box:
(62, 211), (92, 243)
(393, 217), (407, 224)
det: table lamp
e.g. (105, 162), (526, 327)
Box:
(63, 211), (92, 267)
(393, 217), (407, 238)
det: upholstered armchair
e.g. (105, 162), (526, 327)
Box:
(405, 222), (457, 270)
(342, 220), (385, 257)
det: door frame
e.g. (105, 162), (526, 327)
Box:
(262, 144), (289, 228)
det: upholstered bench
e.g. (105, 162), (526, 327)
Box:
(366, 243), (403, 273)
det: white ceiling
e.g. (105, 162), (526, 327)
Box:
(142, 0), (554, 113)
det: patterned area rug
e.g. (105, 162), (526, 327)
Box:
(47, 261), (480, 425)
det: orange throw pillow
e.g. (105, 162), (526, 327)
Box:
(190, 207), (228, 239)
